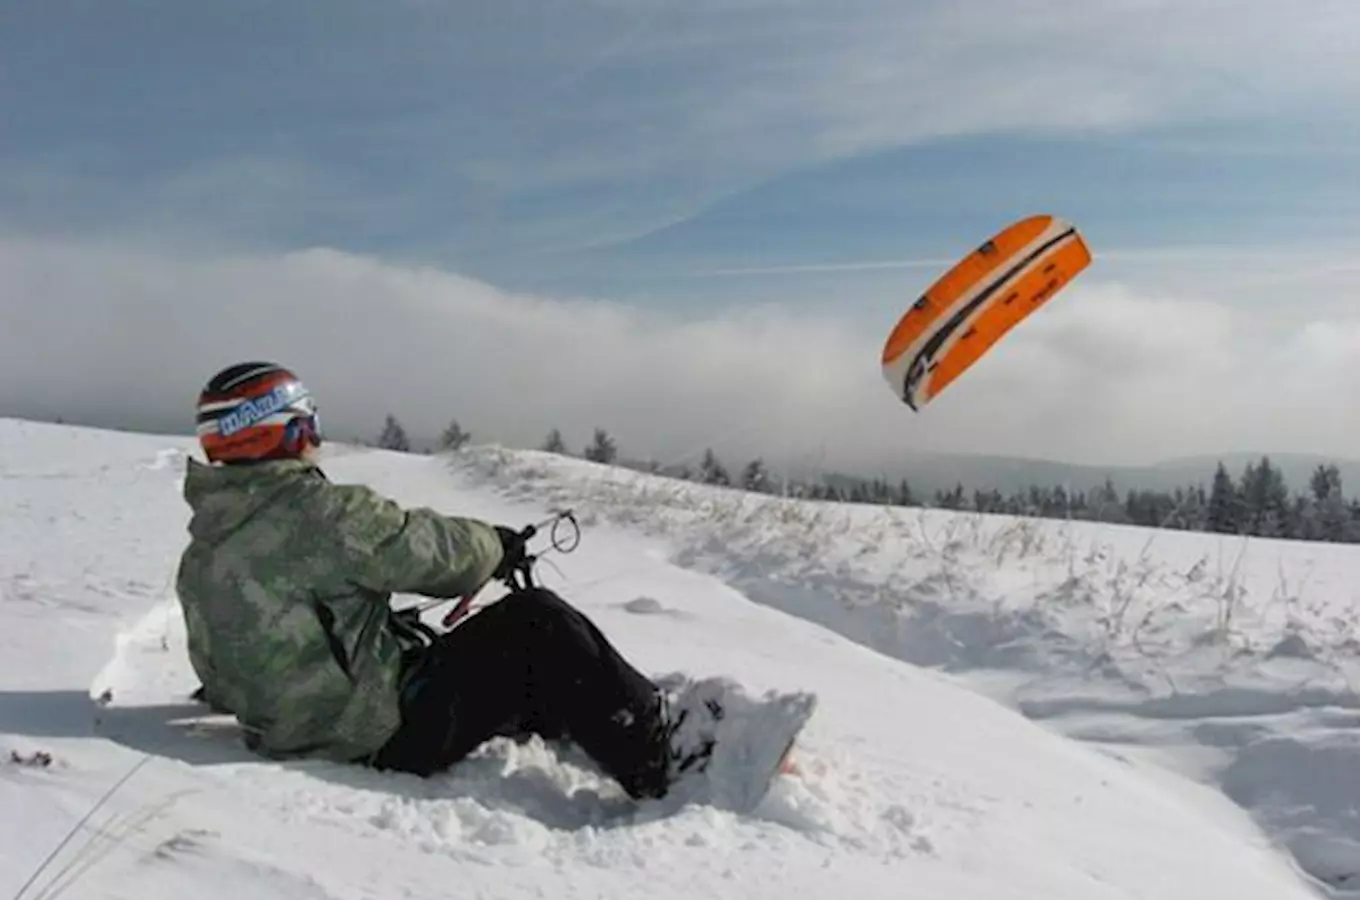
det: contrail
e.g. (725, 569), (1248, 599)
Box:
(693, 246), (1360, 278)
(690, 258), (958, 277)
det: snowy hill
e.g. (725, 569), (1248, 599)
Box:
(0, 418), (1349, 899)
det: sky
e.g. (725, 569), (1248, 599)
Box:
(3, 0), (1360, 474)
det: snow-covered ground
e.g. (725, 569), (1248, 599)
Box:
(0, 417), (1350, 899)
(462, 442), (1360, 896)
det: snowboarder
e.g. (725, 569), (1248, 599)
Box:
(175, 361), (719, 800)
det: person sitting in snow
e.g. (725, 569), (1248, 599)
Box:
(175, 361), (718, 799)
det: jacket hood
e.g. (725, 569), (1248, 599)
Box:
(182, 456), (324, 541)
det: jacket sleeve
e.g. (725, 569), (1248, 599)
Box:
(323, 482), (505, 599)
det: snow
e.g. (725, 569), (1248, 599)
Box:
(0, 417), (1348, 899)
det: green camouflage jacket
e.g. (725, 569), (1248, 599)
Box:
(174, 456), (503, 763)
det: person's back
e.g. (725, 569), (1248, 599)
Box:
(175, 362), (502, 763)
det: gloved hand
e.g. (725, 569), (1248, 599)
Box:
(491, 524), (531, 582)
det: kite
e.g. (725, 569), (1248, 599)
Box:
(881, 214), (1092, 410)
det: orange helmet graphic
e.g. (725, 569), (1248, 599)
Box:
(196, 362), (321, 463)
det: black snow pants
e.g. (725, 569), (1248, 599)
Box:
(371, 587), (671, 799)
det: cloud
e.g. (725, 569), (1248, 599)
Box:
(0, 235), (880, 470)
(911, 282), (1360, 465)
(5, 0), (1360, 263)
(774, 0), (1360, 151)
(476, 0), (1360, 193)
(4, 235), (1360, 474)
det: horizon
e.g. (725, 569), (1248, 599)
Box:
(4, 1), (1359, 473)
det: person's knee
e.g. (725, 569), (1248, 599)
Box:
(500, 587), (605, 648)
(505, 586), (576, 622)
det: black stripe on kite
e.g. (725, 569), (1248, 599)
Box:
(903, 226), (1077, 406)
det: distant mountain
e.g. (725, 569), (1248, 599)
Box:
(821, 450), (1360, 501)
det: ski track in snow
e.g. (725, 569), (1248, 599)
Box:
(0, 416), (1349, 899)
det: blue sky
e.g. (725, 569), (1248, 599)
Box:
(4, 0), (1360, 472)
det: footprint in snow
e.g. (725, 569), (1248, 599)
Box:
(619, 597), (690, 618)
(881, 804), (936, 856)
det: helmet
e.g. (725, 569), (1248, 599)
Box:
(195, 361), (322, 463)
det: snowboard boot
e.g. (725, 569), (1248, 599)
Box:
(659, 678), (726, 785)
(653, 675), (815, 809)
(624, 676), (726, 800)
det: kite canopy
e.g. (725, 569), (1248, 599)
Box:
(881, 214), (1092, 410)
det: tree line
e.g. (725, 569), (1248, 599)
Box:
(370, 414), (1360, 545)
(920, 458), (1356, 543)
(371, 416), (780, 490)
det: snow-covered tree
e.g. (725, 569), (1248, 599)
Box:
(699, 448), (730, 485)
(741, 458), (770, 493)
(439, 418), (471, 451)
(377, 414), (411, 452)
(541, 428), (568, 454)
(584, 428), (618, 464)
